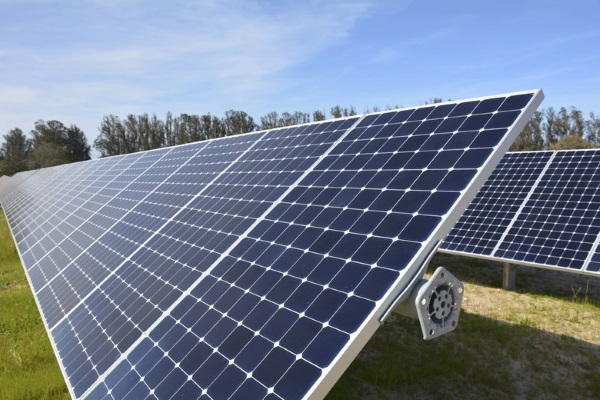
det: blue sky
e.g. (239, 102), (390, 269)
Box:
(1, 0), (599, 154)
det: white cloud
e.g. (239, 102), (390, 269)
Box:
(0, 0), (372, 145)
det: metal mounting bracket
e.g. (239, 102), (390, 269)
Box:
(393, 267), (464, 340)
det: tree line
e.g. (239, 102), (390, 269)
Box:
(1, 104), (598, 177)
(0, 120), (91, 176)
(510, 107), (600, 151)
(92, 107), (361, 157)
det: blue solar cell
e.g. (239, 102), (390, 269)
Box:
(0, 90), (542, 399)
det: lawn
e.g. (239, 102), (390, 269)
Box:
(0, 211), (70, 400)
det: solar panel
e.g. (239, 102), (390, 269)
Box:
(441, 149), (600, 276)
(0, 90), (543, 399)
(0, 175), (8, 198)
(0, 169), (39, 201)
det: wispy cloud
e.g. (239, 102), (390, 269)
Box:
(0, 0), (371, 138)
(2, 0), (599, 149)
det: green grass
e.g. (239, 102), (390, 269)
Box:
(0, 211), (70, 400)
(0, 209), (598, 399)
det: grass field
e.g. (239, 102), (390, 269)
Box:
(0, 211), (70, 400)
(0, 209), (598, 399)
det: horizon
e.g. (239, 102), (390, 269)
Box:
(2, 0), (599, 157)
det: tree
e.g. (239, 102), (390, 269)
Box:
(586, 112), (600, 145)
(0, 128), (30, 175)
(548, 135), (595, 150)
(554, 106), (585, 140)
(260, 112), (280, 130)
(200, 114), (225, 140)
(510, 111), (544, 151)
(259, 111), (311, 129)
(65, 125), (91, 162)
(570, 107), (585, 137)
(223, 110), (256, 136)
(312, 110), (326, 122)
(30, 142), (69, 168)
(330, 105), (357, 119)
(136, 113), (165, 150)
(179, 113), (203, 142)
(122, 114), (142, 153)
(31, 120), (66, 148)
(543, 107), (559, 147)
(164, 112), (176, 147)
(281, 111), (310, 127)
(29, 119), (88, 165)
(94, 115), (127, 157)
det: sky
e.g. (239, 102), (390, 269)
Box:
(1, 0), (599, 156)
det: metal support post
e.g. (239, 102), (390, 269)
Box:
(503, 262), (516, 290)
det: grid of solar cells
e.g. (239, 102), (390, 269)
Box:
(81, 91), (542, 400)
(0, 175), (11, 198)
(4, 166), (78, 258)
(3, 119), (358, 398)
(4, 158), (117, 246)
(441, 151), (553, 256)
(0, 169), (38, 202)
(588, 241), (600, 272)
(6, 152), (151, 294)
(441, 149), (600, 276)
(0, 90), (543, 400)
(0, 176), (10, 200)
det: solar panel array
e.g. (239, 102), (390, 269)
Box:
(441, 149), (600, 276)
(0, 169), (38, 200)
(0, 90), (542, 399)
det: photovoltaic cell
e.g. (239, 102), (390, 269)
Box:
(441, 149), (600, 276)
(0, 90), (543, 399)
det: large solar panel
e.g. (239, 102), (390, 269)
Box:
(0, 90), (543, 399)
(441, 149), (600, 276)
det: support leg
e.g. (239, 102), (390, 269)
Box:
(503, 262), (516, 290)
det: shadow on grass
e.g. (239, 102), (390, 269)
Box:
(327, 311), (600, 400)
(431, 253), (600, 304)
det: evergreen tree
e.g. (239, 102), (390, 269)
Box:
(65, 125), (91, 162)
(30, 142), (69, 168)
(29, 120), (89, 165)
(31, 120), (66, 148)
(1, 128), (31, 175)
